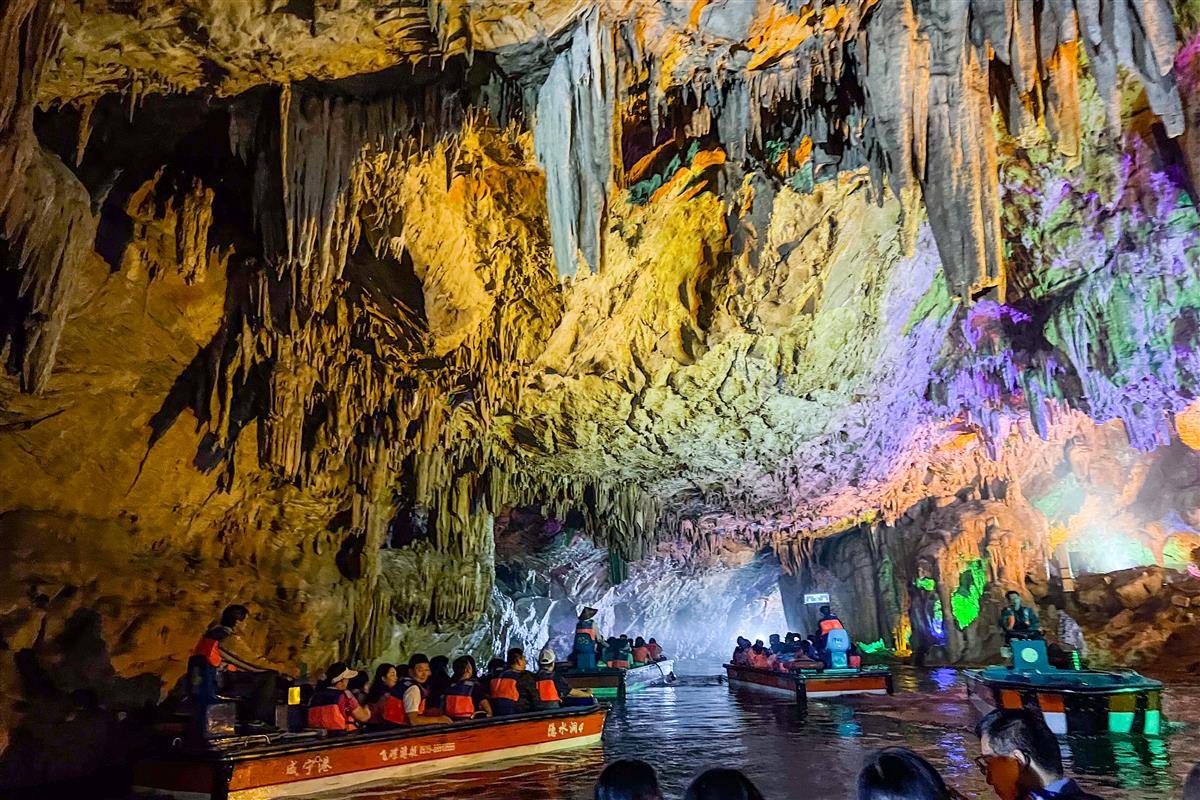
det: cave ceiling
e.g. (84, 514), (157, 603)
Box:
(5, 0), (1200, 564)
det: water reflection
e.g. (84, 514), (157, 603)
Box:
(320, 666), (1194, 800)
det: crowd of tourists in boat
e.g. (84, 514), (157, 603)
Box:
(571, 605), (665, 670)
(189, 602), (665, 733)
(730, 605), (864, 671)
(593, 706), (1111, 800)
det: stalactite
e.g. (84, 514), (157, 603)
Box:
(0, 0), (96, 394)
(534, 5), (618, 279)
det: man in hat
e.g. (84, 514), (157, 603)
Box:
(573, 607), (601, 671)
(533, 648), (573, 709)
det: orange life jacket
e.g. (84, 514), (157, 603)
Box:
(489, 670), (522, 715)
(489, 673), (519, 701)
(647, 643), (663, 659)
(819, 618), (844, 636)
(631, 646), (649, 663)
(192, 636), (221, 668)
(535, 674), (561, 703)
(308, 688), (357, 731)
(444, 681), (477, 720)
(748, 650), (771, 669)
(575, 619), (597, 640)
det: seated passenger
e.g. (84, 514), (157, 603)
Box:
(731, 637), (751, 665)
(484, 657), (506, 692)
(632, 637), (650, 665)
(647, 638), (663, 660)
(427, 654), (452, 710)
(444, 655), (491, 720)
(616, 635), (634, 667)
(748, 641), (771, 670)
(489, 647), (538, 715)
(365, 663), (399, 724)
(308, 662), (371, 731)
(396, 654), (452, 726)
(533, 648), (572, 710)
(347, 670), (369, 705)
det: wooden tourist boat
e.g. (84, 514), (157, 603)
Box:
(561, 659), (675, 699)
(964, 639), (1163, 736)
(723, 662), (894, 702)
(132, 705), (608, 799)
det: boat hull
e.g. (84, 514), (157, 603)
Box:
(723, 664), (893, 702)
(562, 660), (674, 699)
(133, 706), (607, 800)
(964, 669), (1163, 737)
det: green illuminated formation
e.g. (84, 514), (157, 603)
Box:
(950, 559), (988, 629)
(858, 638), (889, 654)
(915, 577), (936, 592)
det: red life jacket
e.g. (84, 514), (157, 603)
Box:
(535, 674), (560, 703)
(647, 643), (663, 659)
(631, 646), (649, 663)
(308, 688), (357, 731)
(371, 692), (409, 725)
(819, 618), (844, 636)
(444, 681), (476, 720)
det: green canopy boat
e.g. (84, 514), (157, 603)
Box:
(964, 639), (1164, 737)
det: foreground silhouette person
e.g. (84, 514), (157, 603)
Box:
(683, 768), (766, 800)
(977, 709), (1102, 800)
(594, 758), (663, 800)
(859, 747), (958, 800)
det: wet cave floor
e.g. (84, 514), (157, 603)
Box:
(275, 663), (1200, 800)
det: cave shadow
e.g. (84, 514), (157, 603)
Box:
(0, 608), (163, 793)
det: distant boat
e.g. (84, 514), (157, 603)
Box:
(133, 705), (607, 799)
(723, 662), (894, 702)
(964, 639), (1163, 736)
(560, 659), (676, 699)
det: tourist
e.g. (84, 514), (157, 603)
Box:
(1183, 762), (1200, 800)
(346, 669), (369, 705)
(489, 647), (538, 715)
(365, 663), (399, 724)
(632, 637), (650, 664)
(859, 747), (955, 800)
(999, 591), (1040, 645)
(398, 654), (452, 725)
(683, 768), (766, 800)
(594, 758), (663, 800)
(575, 606), (602, 671)
(731, 636), (751, 665)
(816, 604), (844, 653)
(976, 708), (1101, 800)
(427, 654), (452, 710)
(188, 603), (283, 725)
(534, 647), (572, 709)
(307, 662), (371, 730)
(484, 656), (507, 692)
(444, 655), (491, 719)
(647, 637), (663, 660)
(748, 640), (771, 669)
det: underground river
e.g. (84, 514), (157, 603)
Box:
(322, 664), (1200, 800)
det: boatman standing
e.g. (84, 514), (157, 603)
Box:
(573, 606), (601, 671)
(999, 590), (1040, 645)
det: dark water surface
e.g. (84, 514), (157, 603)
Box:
(323, 664), (1200, 800)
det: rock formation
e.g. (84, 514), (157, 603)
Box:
(3, 0), (1200, 787)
